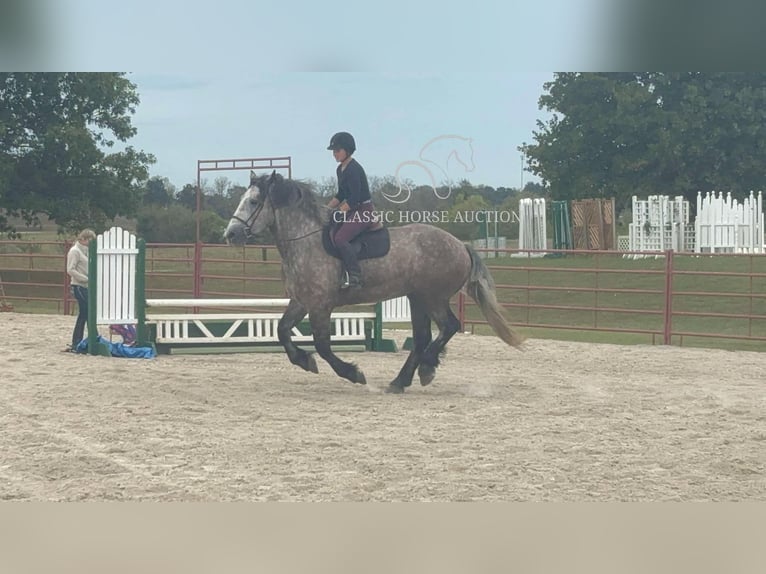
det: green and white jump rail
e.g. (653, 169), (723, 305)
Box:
(145, 297), (395, 354)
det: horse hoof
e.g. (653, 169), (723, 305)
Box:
(388, 376), (413, 389)
(305, 354), (319, 374)
(385, 384), (405, 394)
(419, 366), (435, 386)
(355, 371), (367, 385)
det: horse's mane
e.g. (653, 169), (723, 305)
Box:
(265, 175), (329, 225)
(292, 179), (329, 224)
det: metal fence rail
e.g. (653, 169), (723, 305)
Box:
(2, 240), (766, 348)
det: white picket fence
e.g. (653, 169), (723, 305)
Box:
(627, 191), (765, 255)
(628, 195), (695, 254)
(695, 191), (765, 253)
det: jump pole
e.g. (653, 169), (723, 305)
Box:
(144, 297), (398, 354)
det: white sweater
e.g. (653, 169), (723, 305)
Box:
(67, 242), (89, 287)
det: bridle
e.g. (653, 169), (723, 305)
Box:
(232, 184), (323, 242)
(230, 196), (265, 240)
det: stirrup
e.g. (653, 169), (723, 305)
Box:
(340, 271), (362, 290)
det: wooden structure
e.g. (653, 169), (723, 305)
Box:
(570, 198), (617, 250)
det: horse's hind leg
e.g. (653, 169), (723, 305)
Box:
(278, 299), (318, 373)
(387, 297), (432, 394)
(418, 301), (461, 386)
(309, 310), (366, 385)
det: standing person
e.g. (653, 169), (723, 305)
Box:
(326, 131), (375, 289)
(66, 228), (96, 351)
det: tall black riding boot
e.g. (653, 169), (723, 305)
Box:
(337, 243), (363, 289)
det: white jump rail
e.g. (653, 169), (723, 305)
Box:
(381, 296), (410, 323)
(145, 298), (376, 346)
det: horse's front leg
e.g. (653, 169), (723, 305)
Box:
(278, 299), (318, 373)
(309, 310), (366, 385)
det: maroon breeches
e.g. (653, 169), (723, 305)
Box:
(331, 203), (375, 247)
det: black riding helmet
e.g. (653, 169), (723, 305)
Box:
(327, 132), (356, 155)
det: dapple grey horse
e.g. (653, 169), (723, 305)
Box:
(224, 171), (524, 393)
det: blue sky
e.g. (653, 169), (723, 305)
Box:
(126, 72), (555, 190)
(58, 1), (605, 72)
(36, 0), (612, 190)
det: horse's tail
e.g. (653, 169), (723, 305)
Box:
(464, 245), (525, 349)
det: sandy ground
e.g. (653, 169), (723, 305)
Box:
(0, 312), (764, 501)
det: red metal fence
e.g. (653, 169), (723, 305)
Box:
(464, 247), (766, 348)
(2, 240), (765, 349)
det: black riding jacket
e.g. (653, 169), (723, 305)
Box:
(335, 158), (371, 209)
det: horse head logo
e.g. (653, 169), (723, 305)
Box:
(385, 135), (475, 204)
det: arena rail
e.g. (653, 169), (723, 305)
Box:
(465, 246), (766, 346)
(4, 237), (766, 349)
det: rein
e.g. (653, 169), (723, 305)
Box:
(282, 228), (323, 242)
(235, 192), (323, 242)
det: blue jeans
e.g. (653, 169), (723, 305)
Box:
(71, 285), (88, 348)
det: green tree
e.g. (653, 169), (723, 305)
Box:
(520, 73), (766, 212)
(211, 176), (230, 196)
(0, 73), (155, 235)
(136, 204), (193, 243)
(444, 192), (491, 240)
(206, 193), (240, 221)
(143, 176), (175, 207)
(175, 183), (199, 210)
(199, 210), (227, 243)
(521, 181), (545, 196)
(137, 204), (226, 244)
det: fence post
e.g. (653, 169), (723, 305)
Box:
(194, 241), (203, 299)
(457, 291), (466, 330)
(663, 249), (674, 345)
(372, 301), (383, 350)
(370, 301), (398, 352)
(87, 238), (99, 354)
(135, 238), (148, 347)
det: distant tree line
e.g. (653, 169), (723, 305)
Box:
(135, 174), (545, 243)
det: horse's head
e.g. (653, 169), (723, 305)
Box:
(224, 170), (280, 245)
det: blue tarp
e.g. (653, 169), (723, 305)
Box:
(75, 336), (156, 359)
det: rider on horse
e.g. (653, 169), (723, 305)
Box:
(326, 132), (377, 289)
